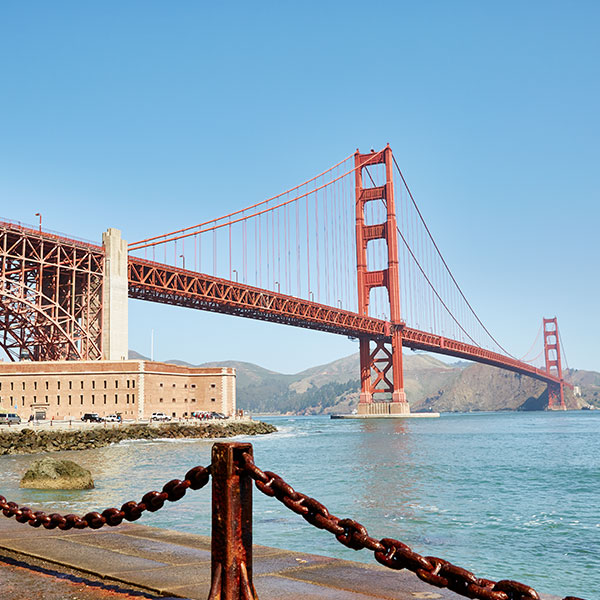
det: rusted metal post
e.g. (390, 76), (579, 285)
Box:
(208, 442), (258, 600)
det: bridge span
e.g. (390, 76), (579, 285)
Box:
(0, 145), (567, 411)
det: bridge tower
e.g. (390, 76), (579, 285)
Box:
(354, 145), (409, 415)
(543, 317), (566, 410)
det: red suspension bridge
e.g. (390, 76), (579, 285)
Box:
(0, 146), (567, 411)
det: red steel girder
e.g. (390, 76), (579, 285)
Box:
(0, 218), (563, 392)
(128, 257), (561, 387)
(401, 326), (562, 385)
(128, 257), (389, 340)
(0, 221), (104, 361)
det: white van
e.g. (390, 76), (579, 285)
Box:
(0, 413), (21, 425)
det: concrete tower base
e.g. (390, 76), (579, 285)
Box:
(331, 401), (440, 419)
(357, 402), (411, 416)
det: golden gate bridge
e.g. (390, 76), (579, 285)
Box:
(0, 145), (567, 411)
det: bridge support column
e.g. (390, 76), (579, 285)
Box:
(547, 382), (564, 411)
(358, 339), (373, 405)
(543, 317), (565, 410)
(102, 228), (128, 361)
(355, 146), (409, 415)
(391, 328), (407, 404)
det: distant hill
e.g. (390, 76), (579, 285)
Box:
(565, 368), (600, 406)
(128, 350), (596, 414)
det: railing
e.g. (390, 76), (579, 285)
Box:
(0, 442), (586, 600)
(0, 217), (103, 252)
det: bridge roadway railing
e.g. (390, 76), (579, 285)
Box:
(0, 218), (103, 253)
(128, 256), (561, 387)
(401, 327), (561, 385)
(0, 441), (585, 600)
(127, 256), (389, 339)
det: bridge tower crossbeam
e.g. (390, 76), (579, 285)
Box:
(354, 145), (409, 415)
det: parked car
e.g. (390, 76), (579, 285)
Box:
(104, 414), (121, 422)
(81, 413), (103, 422)
(210, 412), (227, 419)
(191, 411), (211, 420)
(0, 413), (21, 425)
(151, 412), (170, 422)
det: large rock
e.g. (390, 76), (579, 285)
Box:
(20, 457), (94, 490)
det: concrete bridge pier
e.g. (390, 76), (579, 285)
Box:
(102, 228), (128, 361)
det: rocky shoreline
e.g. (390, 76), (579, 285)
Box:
(0, 421), (277, 456)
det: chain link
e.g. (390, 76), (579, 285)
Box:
(0, 450), (588, 600)
(240, 452), (586, 600)
(0, 464), (210, 530)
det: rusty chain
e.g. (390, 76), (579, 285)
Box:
(241, 452), (586, 600)
(0, 464), (210, 530)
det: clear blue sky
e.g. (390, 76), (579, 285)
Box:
(1, 1), (598, 373)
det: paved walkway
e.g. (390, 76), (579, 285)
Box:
(0, 518), (560, 599)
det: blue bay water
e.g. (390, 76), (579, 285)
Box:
(1, 411), (598, 598)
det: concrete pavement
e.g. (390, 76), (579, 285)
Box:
(0, 517), (563, 600)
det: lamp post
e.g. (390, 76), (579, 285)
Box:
(179, 254), (185, 270)
(309, 291), (314, 302)
(232, 269), (238, 283)
(274, 281), (280, 293)
(35, 213), (42, 232)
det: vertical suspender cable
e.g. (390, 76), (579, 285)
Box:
(212, 222), (216, 276)
(270, 208), (274, 288)
(286, 201), (290, 293)
(338, 169), (346, 311)
(324, 184), (329, 305)
(296, 197), (301, 296)
(315, 183), (320, 302)
(265, 202), (269, 286)
(243, 216), (247, 282)
(259, 213), (262, 288)
(305, 187), (311, 297)
(343, 170), (350, 310)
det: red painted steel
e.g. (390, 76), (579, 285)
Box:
(0, 145), (568, 405)
(354, 146), (408, 405)
(543, 317), (566, 409)
(0, 221), (104, 361)
(128, 153), (357, 252)
(127, 256), (562, 387)
(128, 256), (389, 339)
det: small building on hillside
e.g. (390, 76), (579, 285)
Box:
(0, 360), (236, 420)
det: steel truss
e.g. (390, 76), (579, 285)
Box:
(128, 257), (388, 338)
(128, 257), (561, 387)
(0, 222), (104, 361)
(402, 327), (562, 385)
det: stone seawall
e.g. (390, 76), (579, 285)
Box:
(0, 421), (277, 455)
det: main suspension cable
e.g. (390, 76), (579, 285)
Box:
(363, 166), (480, 346)
(392, 154), (515, 358)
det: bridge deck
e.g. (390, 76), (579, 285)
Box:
(128, 257), (560, 386)
(0, 217), (560, 388)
